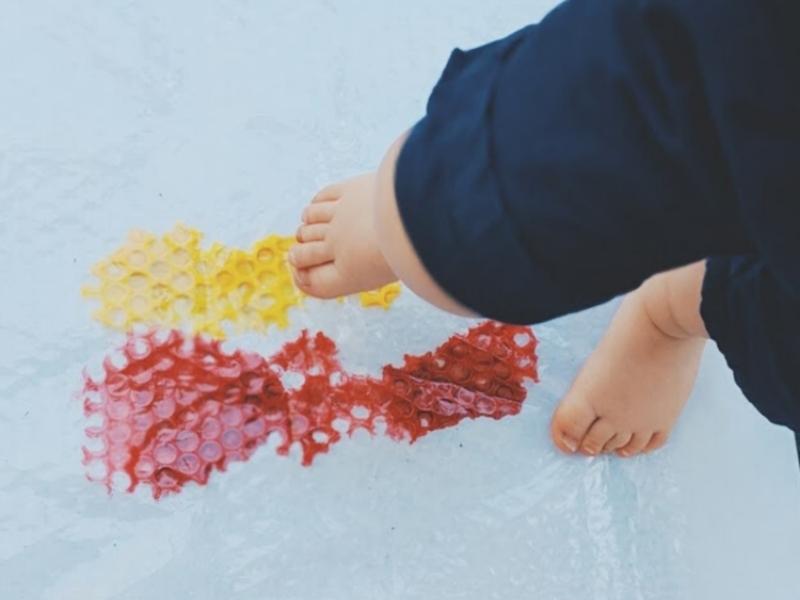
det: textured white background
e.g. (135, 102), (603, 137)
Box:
(0, 1), (798, 599)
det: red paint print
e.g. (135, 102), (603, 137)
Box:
(81, 322), (538, 498)
(82, 332), (293, 498)
(378, 321), (538, 442)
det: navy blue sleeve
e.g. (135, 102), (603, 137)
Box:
(394, 0), (800, 436)
(702, 257), (800, 431)
(396, 0), (751, 324)
(695, 2), (800, 436)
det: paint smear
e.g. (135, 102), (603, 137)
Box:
(81, 321), (538, 499)
(357, 282), (401, 310)
(82, 224), (401, 338)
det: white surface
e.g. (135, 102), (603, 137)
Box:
(0, 1), (797, 599)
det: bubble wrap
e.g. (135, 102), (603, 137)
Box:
(1, 1), (799, 599)
(82, 224), (400, 337)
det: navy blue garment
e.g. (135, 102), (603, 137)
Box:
(394, 0), (800, 442)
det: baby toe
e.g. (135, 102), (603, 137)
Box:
(302, 201), (337, 224)
(312, 184), (343, 203)
(288, 241), (333, 269)
(616, 432), (651, 457)
(602, 431), (633, 453)
(643, 431), (669, 454)
(296, 223), (329, 243)
(580, 419), (617, 456)
(551, 394), (598, 454)
(298, 263), (343, 299)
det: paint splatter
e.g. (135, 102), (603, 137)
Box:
(82, 224), (401, 338)
(81, 321), (538, 499)
(358, 282), (402, 310)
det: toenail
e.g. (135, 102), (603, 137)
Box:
(292, 267), (308, 285)
(562, 436), (578, 452)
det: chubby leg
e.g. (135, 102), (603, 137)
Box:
(551, 261), (709, 457)
(293, 136), (710, 460)
(290, 132), (472, 316)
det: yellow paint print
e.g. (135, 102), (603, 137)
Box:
(83, 224), (400, 337)
(358, 282), (402, 309)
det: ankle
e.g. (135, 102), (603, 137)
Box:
(638, 262), (709, 341)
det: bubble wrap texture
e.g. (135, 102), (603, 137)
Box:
(82, 223), (400, 337)
(1, 1), (799, 599)
(81, 322), (537, 499)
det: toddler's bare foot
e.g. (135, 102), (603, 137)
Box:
(289, 172), (398, 298)
(550, 279), (706, 457)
